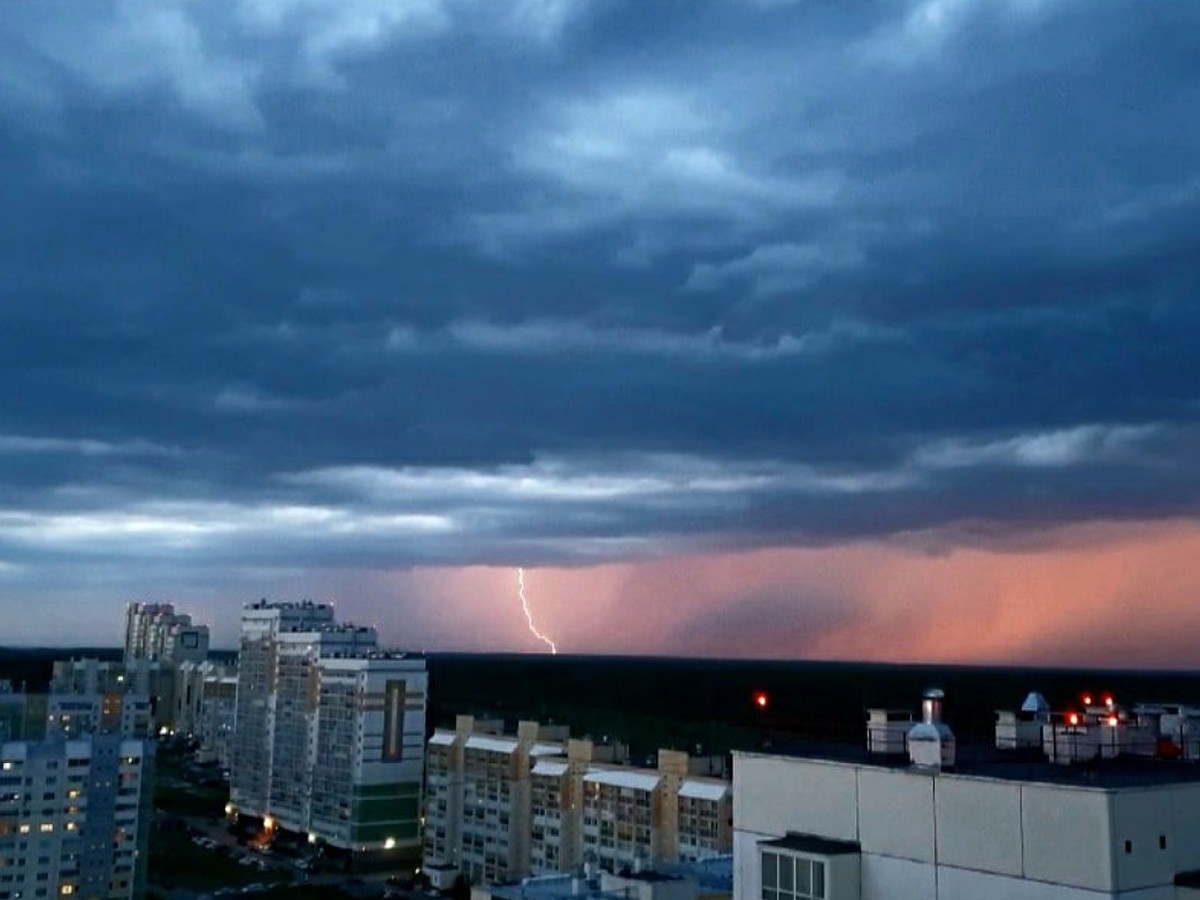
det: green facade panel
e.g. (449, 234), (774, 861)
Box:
(350, 820), (420, 843)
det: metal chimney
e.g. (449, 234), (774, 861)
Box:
(922, 688), (945, 724)
(908, 688), (956, 769)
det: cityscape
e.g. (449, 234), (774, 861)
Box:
(3, 2), (1200, 900)
(4, 602), (1200, 899)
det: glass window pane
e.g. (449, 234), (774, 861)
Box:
(761, 853), (777, 890)
(778, 857), (793, 892)
(795, 858), (811, 895)
(812, 861), (825, 899)
(763, 890), (778, 900)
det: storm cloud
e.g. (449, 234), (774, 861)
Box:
(1, 1), (1198, 655)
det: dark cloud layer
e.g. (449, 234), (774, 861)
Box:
(1, 0), (1199, 639)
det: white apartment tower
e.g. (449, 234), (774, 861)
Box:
(229, 600), (427, 863)
(123, 603), (208, 665)
(309, 654), (427, 853)
(121, 602), (210, 733)
(231, 600), (335, 817)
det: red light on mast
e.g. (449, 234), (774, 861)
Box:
(753, 691), (769, 710)
(1067, 712), (1080, 726)
(1082, 693), (1093, 706)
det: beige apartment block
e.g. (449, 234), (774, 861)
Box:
(426, 717), (732, 885)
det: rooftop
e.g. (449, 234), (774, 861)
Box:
(738, 738), (1200, 790)
(533, 759), (571, 777)
(466, 735), (519, 754)
(584, 769), (661, 791)
(678, 779), (730, 801)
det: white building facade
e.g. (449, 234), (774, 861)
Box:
(734, 688), (1200, 900)
(229, 601), (427, 863)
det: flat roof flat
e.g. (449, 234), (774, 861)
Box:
(679, 779), (730, 801)
(466, 735), (518, 754)
(584, 769), (661, 791)
(736, 740), (1200, 790)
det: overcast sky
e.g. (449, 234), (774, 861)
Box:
(2, 0), (1199, 663)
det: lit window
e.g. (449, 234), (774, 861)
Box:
(40, 824), (54, 833)
(18, 825), (30, 834)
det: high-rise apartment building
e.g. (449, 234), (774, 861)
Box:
(174, 660), (238, 768)
(309, 654), (427, 853)
(229, 600), (427, 865)
(121, 602), (211, 733)
(231, 600), (336, 818)
(48, 660), (159, 740)
(46, 695), (153, 741)
(0, 734), (152, 900)
(123, 603), (207, 665)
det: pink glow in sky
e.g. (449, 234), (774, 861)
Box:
(360, 518), (1200, 668)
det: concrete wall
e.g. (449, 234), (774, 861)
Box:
(1021, 784), (1113, 892)
(732, 829), (760, 900)
(1108, 783), (1200, 895)
(734, 755), (857, 843)
(826, 854), (860, 900)
(1111, 789), (1175, 893)
(856, 768), (934, 863)
(733, 751), (1200, 900)
(859, 855), (933, 900)
(1169, 783), (1200, 873)
(936, 865), (1116, 899)
(935, 777), (1023, 877)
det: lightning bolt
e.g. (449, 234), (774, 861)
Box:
(516, 567), (558, 654)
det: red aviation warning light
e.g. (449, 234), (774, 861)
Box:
(753, 690), (770, 711)
(1067, 712), (1081, 727)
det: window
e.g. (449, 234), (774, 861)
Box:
(762, 851), (825, 900)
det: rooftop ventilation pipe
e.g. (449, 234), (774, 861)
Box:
(907, 688), (956, 769)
